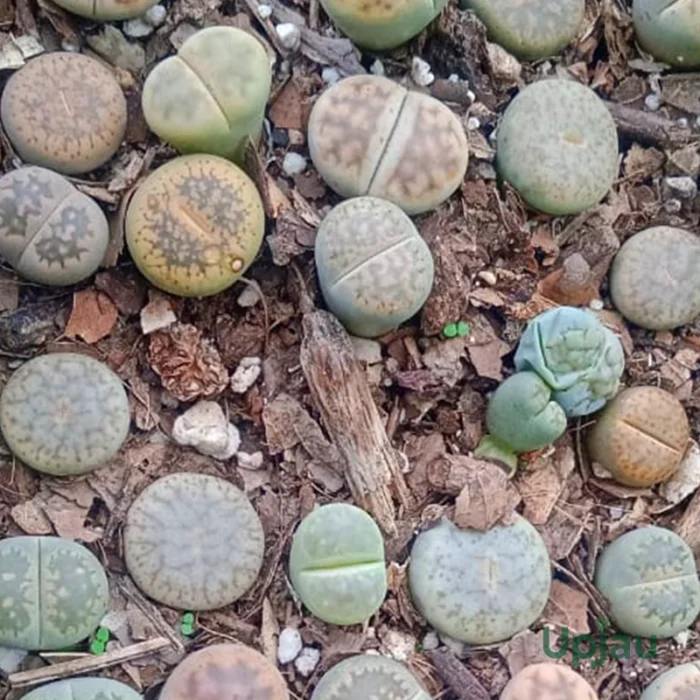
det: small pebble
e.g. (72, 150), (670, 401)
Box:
(350, 336), (382, 365)
(237, 285), (261, 308)
(230, 356), (262, 394)
(282, 151), (307, 176)
(370, 59), (385, 76)
(294, 647), (320, 677)
(287, 128), (305, 146)
(665, 176), (697, 199)
(278, 627), (303, 664)
(467, 116), (481, 130)
(589, 298), (604, 311)
(676, 117), (689, 128)
(467, 89), (476, 103)
(144, 4), (167, 26)
(276, 23), (301, 51)
(422, 631), (440, 651)
(237, 451), (264, 470)
(322, 67), (340, 85)
(271, 128), (289, 147)
(257, 3), (272, 19)
(644, 93), (661, 111)
(448, 73), (460, 83)
(411, 56), (434, 87)
(477, 270), (497, 286)
(172, 401), (240, 460)
(61, 39), (81, 52)
(664, 198), (683, 213)
(122, 18), (155, 38)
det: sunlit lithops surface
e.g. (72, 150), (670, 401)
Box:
(160, 643), (289, 700)
(142, 26), (271, 163)
(308, 75), (468, 215)
(408, 515), (551, 644)
(125, 154), (265, 297)
(0, 536), (108, 650)
(50, 0), (157, 19)
(609, 227), (700, 330)
(0, 53), (127, 175)
(124, 473), (265, 610)
(289, 503), (387, 625)
(640, 662), (700, 700)
(496, 79), (618, 215)
(500, 663), (598, 700)
(315, 197), (434, 339)
(0, 353), (130, 476)
(595, 526), (700, 638)
(23, 677), (142, 700)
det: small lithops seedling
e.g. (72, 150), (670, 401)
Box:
(124, 473), (264, 610)
(50, 0), (157, 20)
(315, 197), (434, 338)
(500, 663), (598, 700)
(640, 662), (700, 700)
(311, 655), (430, 700)
(514, 306), (624, 418)
(595, 526), (700, 638)
(0, 353), (130, 476)
(1, 53), (127, 175)
(125, 154), (265, 297)
(142, 27), (271, 163)
(23, 677), (142, 700)
(408, 515), (551, 644)
(160, 644), (289, 700)
(289, 503), (387, 625)
(308, 75), (468, 215)
(496, 79), (618, 215)
(587, 386), (690, 488)
(610, 227), (700, 330)
(0, 536), (108, 650)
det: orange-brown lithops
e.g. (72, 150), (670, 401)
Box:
(308, 75), (468, 215)
(1, 53), (127, 175)
(500, 663), (598, 700)
(587, 386), (690, 488)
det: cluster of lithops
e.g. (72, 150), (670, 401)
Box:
(500, 663), (598, 700)
(23, 678), (142, 700)
(51, 0), (157, 19)
(641, 662), (700, 700)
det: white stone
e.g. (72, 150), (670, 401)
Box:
(589, 298), (604, 311)
(140, 294), (176, 334)
(278, 627), (303, 664)
(123, 18), (155, 38)
(411, 56), (434, 87)
(370, 59), (385, 76)
(664, 198), (682, 213)
(257, 3), (272, 19)
(276, 23), (301, 51)
(477, 270), (497, 286)
(644, 93), (661, 111)
(350, 336), (382, 365)
(230, 356), (262, 393)
(467, 116), (481, 131)
(448, 73), (460, 82)
(238, 451), (264, 470)
(294, 647), (321, 676)
(144, 4), (167, 26)
(282, 151), (307, 176)
(237, 285), (261, 307)
(466, 89), (476, 103)
(665, 176), (697, 199)
(322, 67), (341, 85)
(172, 401), (240, 460)
(381, 629), (415, 662)
(676, 117), (689, 128)
(422, 631), (440, 651)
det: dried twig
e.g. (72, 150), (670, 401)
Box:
(604, 101), (695, 147)
(426, 649), (490, 700)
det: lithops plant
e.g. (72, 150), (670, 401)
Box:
(595, 526), (700, 638)
(160, 644), (289, 700)
(408, 515), (551, 644)
(124, 473), (264, 610)
(23, 678), (142, 700)
(289, 503), (387, 625)
(501, 663), (598, 700)
(315, 197), (434, 338)
(308, 75), (468, 215)
(1, 53), (127, 175)
(0, 536), (108, 650)
(50, 0), (157, 20)
(125, 154), (265, 297)
(641, 662), (700, 700)
(496, 79), (619, 215)
(0, 353), (130, 476)
(142, 27), (271, 163)
(610, 227), (700, 330)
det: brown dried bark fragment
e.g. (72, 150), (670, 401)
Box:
(426, 649), (490, 700)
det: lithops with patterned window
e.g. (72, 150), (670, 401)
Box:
(640, 662), (700, 700)
(23, 678), (142, 700)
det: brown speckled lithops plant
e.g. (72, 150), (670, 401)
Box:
(23, 678), (142, 700)
(0, 353), (130, 476)
(1, 53), (127, 175)
(124, 473), (265, 610)
(500, 663), (598, 700)
(50, 0), (157, 20)
(308, 75), (468, 215)
(125, 154), (265, 297)
(640, 662), (700, 700)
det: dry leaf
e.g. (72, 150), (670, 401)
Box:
(537, 502), (591, 560)
(658, 440), (700, 507)
(499, 630), (551, 676)
(677, 489), (700, 565)
(268, 78), (305, 130)
(542, 580), (590, 635)
(64, 289), (119, 344)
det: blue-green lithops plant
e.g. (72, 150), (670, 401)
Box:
(23, 678), (142, 700)
(0, 536), (108, 650)
(289, 503), (387, 625)
(640, 662), (700, 700)
(595, 526), (700, 638)
(315, 197), (434, 338)
(514, 306), (624, 418)
(49, 0), (157, 20)
(408, 515), (551, 644)
(142, 27), (271, 164)
(496, 79), (619, 215)
(0, 353), (130, 476)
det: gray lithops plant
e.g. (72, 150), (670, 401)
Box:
(496, 79), (619, 215)
(289, 503), (387, 625)
(408, 515), (551, 644)
(640, 662), (700, 700)
(501, 663), (599, 700)
(0, 536), (108, 650)
(23, 678), (142, 700)
(50, 0), (157, 20)
(0, 353), (130, 476)
(315, 197), (434, 338)
(595, 526), (700, 638)
(124, 473), (265, 610)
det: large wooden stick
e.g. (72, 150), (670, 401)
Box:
(604, 101), (695, 147)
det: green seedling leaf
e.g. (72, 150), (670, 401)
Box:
(443, 322), (458, 338)
(456, 321), (470, 337)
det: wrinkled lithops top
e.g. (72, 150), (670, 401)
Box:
(501, 663), (598, 700)
(50, 0), (157, 20)
(125, 154), (264, 297)
(496, 79), (618, 215)
(514, 306), (624, 417)
(610, 227), (700, 331)
(289, 503), (387, 625)
(0, 536), (108, 650)
(1, 53), (127, 175)
(408, 515), (551, 644)
(0, 167), (109, 286)
(641, 662), (700, 700)
(311, 655), (430, 700)
(142, 26), (271, 163)
(595, 526), (700, 638)
(315, 197), (434, 338)
(0, 353), (130, 476)
(124, 473), (264, 610)
(308, 75), (468, 215)
(160, 644), (289, 700)
(23, 677), (142, 700)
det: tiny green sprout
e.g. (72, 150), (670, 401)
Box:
(180, 612), (195, 637)
(456, 321), (470, 337)
(443, 321), (469, 339)
(89, 627), (109, 655)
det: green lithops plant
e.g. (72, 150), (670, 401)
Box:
(610, 227), (700, 330)
(501, 663), (599, 700)
(315, 197), (434, 338)
(23, 678), (142, 700)
(496, 79), (619, 215)
(142, 26), (271, 163)
(1, 53), (127, 175)
(640, 662), (700, 700)
(408, 515), (551, 644)
(308, 75), (468, 215)
(0, 353), (130, 476)
(124, 473), (265, 610)
(49, 0), (157, 20)
(0, 536), (108, 650)
(125, 154), (265, 297)
(595, 526), (700, 638)
(289, 503), (387, 625)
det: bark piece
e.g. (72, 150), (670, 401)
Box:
(427, 648), (490, 700)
